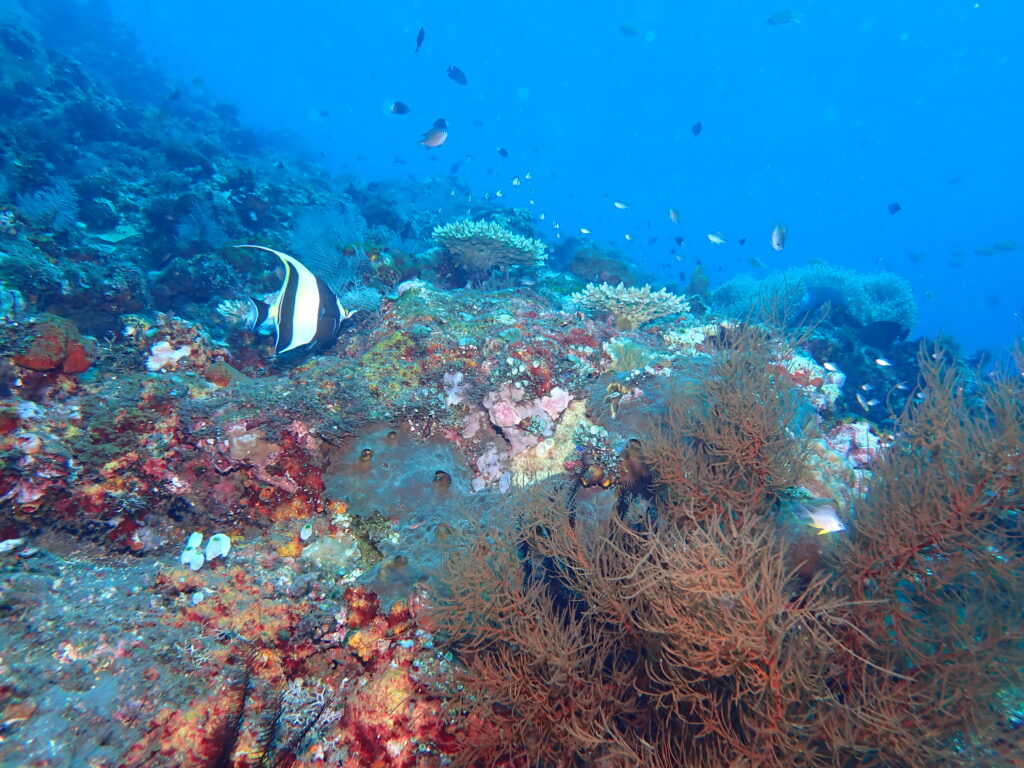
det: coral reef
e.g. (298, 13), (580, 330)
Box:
(0, 3), (1017, 767)
(572, 281), (690, 330)
(432, 218), (547, 273)
(712, 263), (918, 329)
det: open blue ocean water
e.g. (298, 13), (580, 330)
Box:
(112, 0), (1023, 354)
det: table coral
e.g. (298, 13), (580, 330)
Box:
(572, 282), (690, 331)
(432, 219), (547, 272)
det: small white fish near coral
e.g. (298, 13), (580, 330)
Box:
(707, 231), (726, 245)
(875, 358), (893, 367)
(802, 503), (846, 535)
(771, 223), (788, 251)
(613, 201), (629, 210)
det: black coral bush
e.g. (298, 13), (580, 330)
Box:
(430, 331), (1024, 767)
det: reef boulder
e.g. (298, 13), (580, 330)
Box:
(12, 314), (95, 373)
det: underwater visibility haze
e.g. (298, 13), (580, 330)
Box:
(0, 0), (1023, 766)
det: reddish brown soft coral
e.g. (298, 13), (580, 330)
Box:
(430, 332), (1024, 768)
(343, 585), (380, 629)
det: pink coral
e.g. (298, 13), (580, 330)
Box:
(483, 384), (525, 428)
(489, 400), (521, 428)
(539, 387), (572, 420)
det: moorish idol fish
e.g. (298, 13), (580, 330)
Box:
(235, 245), (356, 354)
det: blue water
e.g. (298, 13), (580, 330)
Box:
(111, 0), (1023, 353)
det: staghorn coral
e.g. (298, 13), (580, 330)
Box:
(432, 219), (547, 272)
(572, 281), (690, 330)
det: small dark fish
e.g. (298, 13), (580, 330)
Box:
(888, 202), (901, 215)
(749, 257), (766, 268)
(858, 321), (909, 350)
(472, 119), (484, 127)
(674, 236), (684, 246)
(319, 109), (330, 118)
(450, 161), (461, 174)
(497, 147), (508, 157)
(767, 9), (802, 25)
(790, 285), (848, 327)
(619, 22), (639, 36)
(420, 118), (448, 148)
(447, 65), (468, 85)
(415, 26), (425, 53)
(691, 121), (702, 136)
(738, 237), (747, 245)
(391, 101), (410, 115)
(168, 89), (182, 101)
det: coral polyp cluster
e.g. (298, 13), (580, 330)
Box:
(432, 218), (547, 271)
(572, 281), (691, 330)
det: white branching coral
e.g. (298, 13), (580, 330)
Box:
(432, 219), (547, 271)
(572, 282), (690, 330)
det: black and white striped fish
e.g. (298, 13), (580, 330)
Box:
(236, 245), (356, 354)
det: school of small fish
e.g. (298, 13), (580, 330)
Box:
(381, 17), (1017, 296)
